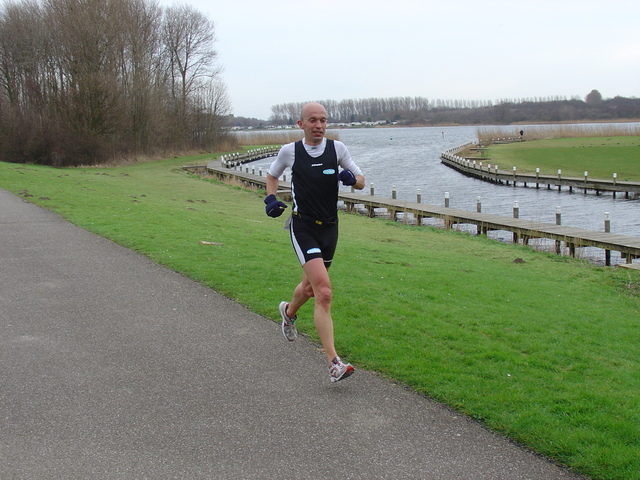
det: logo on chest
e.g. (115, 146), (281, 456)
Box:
(307, 162), (335, 175)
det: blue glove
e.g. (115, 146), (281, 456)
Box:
(264, 194), (287, 217)
(338, 169), (357, 186)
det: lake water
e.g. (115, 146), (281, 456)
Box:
(247, 125), (640, 265)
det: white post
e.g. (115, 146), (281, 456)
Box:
(604, 212), (611, 266)
(555, 206), (562, 254)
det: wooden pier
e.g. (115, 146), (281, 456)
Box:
(441, 145), (640, 198)
(195, 161), (640, 266)
(219, 147), (281, 168)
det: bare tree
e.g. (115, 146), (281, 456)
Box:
(162, 3), (218, 141)
(191, 77), (231, 148)
(0, 0), (229, 165)
(114, 0), (164, 151)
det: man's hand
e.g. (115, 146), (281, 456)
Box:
(338, 169), (357, 186)
(264, 194), (287, 217)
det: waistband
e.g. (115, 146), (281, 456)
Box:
(292, 211), (337, 226)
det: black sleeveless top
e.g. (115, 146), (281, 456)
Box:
(291, 140), (339, 222)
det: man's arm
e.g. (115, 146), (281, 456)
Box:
(335, 143), (364, 190)
(266, 173), (280, 196)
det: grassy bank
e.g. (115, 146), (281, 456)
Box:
(477, 124), (640, 144)
(485, 136), (640, 181)
(1, 157), (639, 480)
(473, 124), (640, 181)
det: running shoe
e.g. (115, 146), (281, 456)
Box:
(279, 301), (297, 341)
(329, 356), (355, 383)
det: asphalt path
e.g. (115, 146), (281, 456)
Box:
(0, 188), (586, 479)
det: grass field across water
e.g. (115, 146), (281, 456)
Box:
(485, 136), (640, 182)
(1, 155), (639, 480)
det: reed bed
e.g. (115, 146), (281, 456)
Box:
(477, 123), (640, 145)
(231, 129), (341, 146)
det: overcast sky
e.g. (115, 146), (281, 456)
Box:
(160, 0), (640, 120)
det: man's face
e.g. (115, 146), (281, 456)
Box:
(298, 105), (327, 145)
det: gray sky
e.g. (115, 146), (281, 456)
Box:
(162, 0), (640, 120)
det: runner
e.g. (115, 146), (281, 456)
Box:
(264, 102), (365, 382)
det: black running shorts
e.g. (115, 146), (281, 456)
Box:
(289, 215), (338, 267)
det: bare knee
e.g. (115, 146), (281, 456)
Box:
(304, 283), (315, 298)
(314, 284), (332, 307)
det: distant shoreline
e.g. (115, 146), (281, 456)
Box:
(345, 118), (640, 128)
(236, 118), (640, 133)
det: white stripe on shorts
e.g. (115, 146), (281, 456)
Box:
(290, 223), (307, 266)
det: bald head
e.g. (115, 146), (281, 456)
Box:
(298, 102), (328, 146)
(300, 102), (327, 121)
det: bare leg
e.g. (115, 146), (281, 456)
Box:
(286, 272), (314, 318)
(287, 258), (337, 364)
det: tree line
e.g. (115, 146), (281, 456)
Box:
(0, 0), (231, 166)
(268, 97), (431, 125)
(262, 92), (640, 127)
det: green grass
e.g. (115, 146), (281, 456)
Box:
(486, 137), (640, 181)
(2, 157), (640, 480)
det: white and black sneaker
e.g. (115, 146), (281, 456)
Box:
(279, 301), (297, 341)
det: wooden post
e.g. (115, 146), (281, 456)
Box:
(557, 169), (562, 191)
(555, 206), (562, 254)
(392, 185), (397, 199)
(512, 201), (519, 243)
(604, 212), (611, 266)
(370, 183), (375, 196)
(444, 192), (450, 208)
(476, 196), (481, 213)
(416, 189), (422, 203)
(584, 171), (588, 194)
(536, 168), (540, 189)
